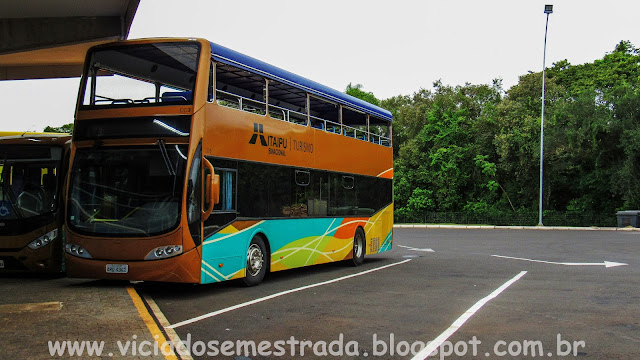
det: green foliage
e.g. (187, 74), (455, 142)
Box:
(391, 81), (504, 216)
(345, 83), (380, 106)
(380, 40), (640, 224)
(44, 123), (74, 134)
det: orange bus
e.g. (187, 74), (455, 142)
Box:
(0, 133), (71, 272)
(65, 38), (393, 284)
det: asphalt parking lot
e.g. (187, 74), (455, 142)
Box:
(2, 227), (639, 359)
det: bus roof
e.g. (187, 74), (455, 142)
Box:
(210, 42), (393, 122)
(0, 133), (71, 146)
(0, 132), (69, 138)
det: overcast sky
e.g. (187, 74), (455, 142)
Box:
(1, 0), (639, 132)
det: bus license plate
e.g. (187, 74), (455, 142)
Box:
(0, 260), (4, 269)
(106, 264), (128, 274)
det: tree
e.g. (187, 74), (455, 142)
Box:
(345, 83), (380, 106)
(490, 41), (640, 215)
(44, 123), (73, 133)
(393, 81), (503, 218)
(352, 40), (640, 225)
(547, 41), (640, 212)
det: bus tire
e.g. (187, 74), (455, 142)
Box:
(351, 228), (365, 267)
(243, 235), (268, 286)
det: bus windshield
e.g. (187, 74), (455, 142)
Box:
(68, 144), (188, 237)
(0, 145), (63, 220)
(80, 42), (200, 108)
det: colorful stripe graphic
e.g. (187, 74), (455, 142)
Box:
(200, 204), (393, 284)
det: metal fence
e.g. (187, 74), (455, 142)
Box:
(395, 211), (617, 227)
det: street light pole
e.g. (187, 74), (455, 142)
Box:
(539, 4), (553, 226)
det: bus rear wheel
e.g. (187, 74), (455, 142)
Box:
(351, 228), (365, 266)
(243, 235), (267, 286)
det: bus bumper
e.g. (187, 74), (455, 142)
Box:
(0, 243), (63, 273)
(65, 247), (201, 283)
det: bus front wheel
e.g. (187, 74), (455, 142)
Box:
(351, 228), (365, 266)
(243, 235), (268, 286)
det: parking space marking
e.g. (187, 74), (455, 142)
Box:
(143, 293), (194, 360)
(127, 287), (178, 360)
(411, 271), (528, 360)
(167, 259), (412, 329)
(0, 301), (62, 313)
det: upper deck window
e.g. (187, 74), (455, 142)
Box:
(309, 96), (339, 131)
(369, 115), (392, 146)
(342, 106), (368, 140)
(267, 79), (307, 125)
(210, 41), (392, 146)
(80, 42), (200, 108)
(216, 62), (266, 115)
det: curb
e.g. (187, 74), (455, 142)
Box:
(393, 224), (640, 231)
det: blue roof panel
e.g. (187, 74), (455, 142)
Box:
(210, 42), (392, 122)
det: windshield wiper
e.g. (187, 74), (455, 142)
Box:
(157, 139), (178, 197)
(157, 140), (175, 176)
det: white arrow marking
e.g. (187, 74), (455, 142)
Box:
(397, 245), (435, 252)
(492, 255), (628, 268)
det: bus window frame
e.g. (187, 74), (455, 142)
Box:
(212, 167), (237, 214)
(78, 41), (202, 110)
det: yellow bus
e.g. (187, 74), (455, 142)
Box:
(65, 38), (393, 285)
(0, 133), (71, 272)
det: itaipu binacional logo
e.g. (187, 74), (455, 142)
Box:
(249, 123), (314, 156)
(249, 123), (268, 146)
(249, 123), (287, 156)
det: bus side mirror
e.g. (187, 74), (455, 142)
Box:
(202, 158), (219, 221)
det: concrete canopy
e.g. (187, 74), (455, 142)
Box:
(0, 0), (139, 80)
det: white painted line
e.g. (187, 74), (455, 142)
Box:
(143, 294), (194, 360)
(397, 245), (435, 252)
(411, 271), (528, 360)
(168, 259), (412, 329)
(492, 254), (628, 268)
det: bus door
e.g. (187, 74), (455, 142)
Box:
(202, 159), (236, 237)
(186, 143), (233, 248)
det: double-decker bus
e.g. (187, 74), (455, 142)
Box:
(65, 38), (393, 285)
(0, 133), (71, 272)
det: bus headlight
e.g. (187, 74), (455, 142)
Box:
(28, 229), (59, 250)
(65, 243), (93, 259)
(145, 245), (183, 260)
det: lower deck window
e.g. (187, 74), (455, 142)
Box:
(203, 157), (392, 237)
